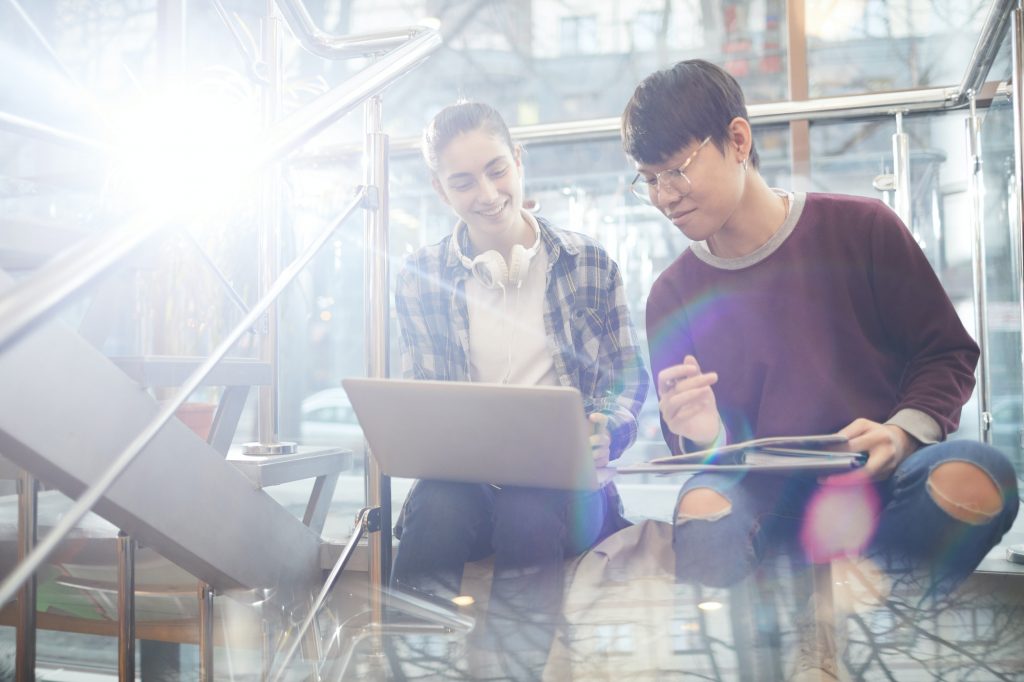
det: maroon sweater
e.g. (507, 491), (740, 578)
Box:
(646, 192), (979, 454)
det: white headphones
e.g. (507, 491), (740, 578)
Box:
(453, 216), (541, 290)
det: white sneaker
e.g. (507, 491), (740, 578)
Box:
(788, 593), (851, 682)
(830, 555), (891, 616)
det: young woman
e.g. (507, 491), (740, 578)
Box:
(390, 101), (649, 676)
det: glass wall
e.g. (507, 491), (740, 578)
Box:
(974, 93), (1024, 467)
(247, 0), (1022, 527)
(2, 1), (1023, 676)
(1, 0), (1018, 530)
(805, 0), (992, 96)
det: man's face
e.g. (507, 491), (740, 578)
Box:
(634, 136), (746, 242)
(432, 128), (524, 245)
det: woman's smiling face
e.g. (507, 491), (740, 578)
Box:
(432, 128), (524, 244)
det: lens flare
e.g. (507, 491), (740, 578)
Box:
(800, 478), (881, 563)
(106, 79), (260, 216)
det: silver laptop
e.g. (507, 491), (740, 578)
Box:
(342, 378), (604, 491)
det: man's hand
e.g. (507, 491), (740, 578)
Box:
(589, 413), (611, 467)
(829, 418), (920, 483)
(658, 355), (721, 445)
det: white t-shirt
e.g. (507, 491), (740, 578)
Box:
(466, 243), (559, 387)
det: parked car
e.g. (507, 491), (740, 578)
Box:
(299, 388), (366, 461)
(990, 395), (1024, 462)
(952, 393), (1023, 470)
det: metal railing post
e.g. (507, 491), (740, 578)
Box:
(966, 90), (994, 442)
(117, 532), (136, 681)
(156, 0), (187, 78)
(270, 507), (373, 680)
(274, 0), (427, 59)
(15, 471), (37, 682)
(0, 190), (367, 609)
(246, 0), (297, 456)
(199, 583), (215, 681)
(892, 111), (913, 229)
(1011, 3), (1024, 438)
(363, 94), (392, 626)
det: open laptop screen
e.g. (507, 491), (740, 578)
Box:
(342, 378), (599, 491)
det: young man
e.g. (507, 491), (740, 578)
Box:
(621, 59), (1018, 601)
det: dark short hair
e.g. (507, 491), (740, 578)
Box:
(422, 101), (514, 172)
(621, 59), (759, 169)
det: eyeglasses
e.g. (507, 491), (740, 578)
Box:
(629, 136), (712, 205)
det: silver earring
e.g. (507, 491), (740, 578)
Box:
(742, 158), (748, 171)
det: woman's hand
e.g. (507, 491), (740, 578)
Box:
(657, 355), (721, 446)
(589, 413), (611, 467)
(829, 418), (919, 483)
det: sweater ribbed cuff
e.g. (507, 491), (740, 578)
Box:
(886, 408), (942, 445)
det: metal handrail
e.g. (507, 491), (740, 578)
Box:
(269, 507), (474, 681)
(0, 188), (366, 609)
(3, 0), (81, 87)
(363, 0), (1015, 155)
(245, 23), (440, 453)
(0, 110), (105, 152)
(0, 24), (442, 611)
(0, 217), (166, 357)
(256, 28), (440, 167)
(274, 0), (430, 59)
(344, 86), (981, 157)
(270, 506), (370, 680)
(0, 27), (441, 357)
(955, 0), (1017, 105)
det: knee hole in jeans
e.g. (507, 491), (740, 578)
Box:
(676, 487), (732, 523)
(926, 460), (1004, 525)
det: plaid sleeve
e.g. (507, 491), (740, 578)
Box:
(589, 257), (650, 460)
(394, 256), (447, 381)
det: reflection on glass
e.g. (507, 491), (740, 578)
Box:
(805, 0), (991, 97)
(977, 94), (1024, 473)
(3, 1), (1023, 680)
(333, 0), (794, 132)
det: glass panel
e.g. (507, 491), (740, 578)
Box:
(805, 0), (992, 97)
(309, 560), (1024, 679)
(808, 97), (1024, 488)
(377, 126), (790, 522)
(808, 112), (982, 440)
(4, 2), (1023, 678)
(976, 92), (1024, 474)
(327, 0), (792, 134)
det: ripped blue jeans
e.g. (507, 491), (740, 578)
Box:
(673, 440), (1020, 590)
(391, 481), (612, 678)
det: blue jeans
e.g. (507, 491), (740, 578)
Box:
(391, 481), (611, 677)
(673, 440), (1020, 591)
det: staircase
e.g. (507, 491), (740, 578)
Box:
(0, 269), (322, 594)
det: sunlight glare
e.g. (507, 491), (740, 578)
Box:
(107, 80), (260, 216)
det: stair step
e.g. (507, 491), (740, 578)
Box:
(110, 355), (272, 387)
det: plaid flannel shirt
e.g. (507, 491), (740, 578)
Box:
(395, 216), (649, 460)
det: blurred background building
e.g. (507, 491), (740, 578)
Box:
(1, 0), (1022, 678)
